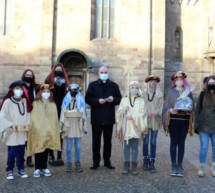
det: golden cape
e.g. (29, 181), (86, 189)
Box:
(27, 100), (61, 155)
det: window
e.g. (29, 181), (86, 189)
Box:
(174, 28), (182, 60)
(95, 0), (115, 39)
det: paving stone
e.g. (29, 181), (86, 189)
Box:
(0, 118), (215, 192)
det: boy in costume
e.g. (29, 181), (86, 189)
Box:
(60, 83), (87, 172)
(0, 80), (32, 180)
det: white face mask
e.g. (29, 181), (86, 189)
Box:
(13, 89), (23, 98)
(175, 80), (183, 87)
(41, 92), (50, 100)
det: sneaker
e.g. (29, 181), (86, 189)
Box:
(75, 163), (83, 172)
(41, 169), (51, 177)
(6, 171), (14, 180)
(177, 164), (184, 177)
(122, 166), (129, 175)
(18, 169), (28, 178)
(132, 168), (138, 175)
(198, 164), (205, 177)
(33, 169), (41, 178)
(65, 164), (72, 172)
(170, 164), (177, 176)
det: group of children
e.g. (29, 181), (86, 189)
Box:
(0, 69), (163, 180)
(0, 77), (87, 180)
(2, 67), (215, 180)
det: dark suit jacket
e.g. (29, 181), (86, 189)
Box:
(85, 79), (122, 125)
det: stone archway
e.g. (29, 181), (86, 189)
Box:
(57, 49), (91, 94)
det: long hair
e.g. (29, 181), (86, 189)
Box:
(0, 86), (33, 112)
(44, 63), (70, 90)
(21, 69), (36, 88)
(203, 75), (215, 109)
(171, 78), (189, 88)
(34, 89), (55, 103)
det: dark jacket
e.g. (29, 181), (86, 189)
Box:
(85, 79), (122, 125)
(196, 91), (215, 134)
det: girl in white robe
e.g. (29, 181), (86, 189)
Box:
(116, 81), (147, 175)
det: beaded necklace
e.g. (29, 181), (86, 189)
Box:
(148, 92), (156, 102)
(129, 96), (138, 107)
(10, 97), (25, 116)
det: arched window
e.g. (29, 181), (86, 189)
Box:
(174, 28), (182, 60)
(93, 0), (115, 39)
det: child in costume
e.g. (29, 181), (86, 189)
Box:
(142, 75), (164, 173)
(162, 71), (194, 177)
(27, 84), (61, 178)
(116, 81), (147, 175)
(0, 80), (32, 180)
(60, 83), (87, 172)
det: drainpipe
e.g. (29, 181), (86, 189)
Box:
(51, 0), (58, 67)
(148, 0), (153, 75)
(3, 0), (7, 35)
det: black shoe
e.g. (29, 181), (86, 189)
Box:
(104, 164), (115, 170)
(57, 159), (64, 166)
(48, 158), (57, 167)
(90, 164), (100, 170)
(26, 156), (34, 167)
(26, 162), (34, 168)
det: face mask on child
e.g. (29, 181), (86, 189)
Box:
(42, 92), (50, 100)
(70, 91), (77, 97)
(175, 80), (183, 87)
(130, 88), (139, 95)
(13, 89), (23, 98)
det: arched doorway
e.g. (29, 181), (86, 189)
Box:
(57, 49), (91, 94)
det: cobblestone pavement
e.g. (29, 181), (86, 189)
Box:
(0, 118), (215, 193)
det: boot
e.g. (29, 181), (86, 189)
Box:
(149, 159), (156, 173)
(75, 162), (83, 172)
(48, 156), (57, 167)
(170, 163), (177, 176)
(177, 164), (184, 177)
(26, 156), (34, 167)
(65, 163), (72, 172)
(122, 162), (130, 175)
(198, 164), (205, 177)
(142, 157), (149, 170)
(212, 162), (215, 177)
(132, 162), (138, 175)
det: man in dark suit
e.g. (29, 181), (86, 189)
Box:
(85, 65), (122, 170)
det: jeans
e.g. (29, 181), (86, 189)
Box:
(66, 137), (81, 164)
(143, 128), (158, 160)
(124, 138), (139, 163)
(199, 131), (215, 164)
(6, 144), (25, 172)
(169, 119), (189, 164)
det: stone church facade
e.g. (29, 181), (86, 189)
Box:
(0, 0), (214, 99)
